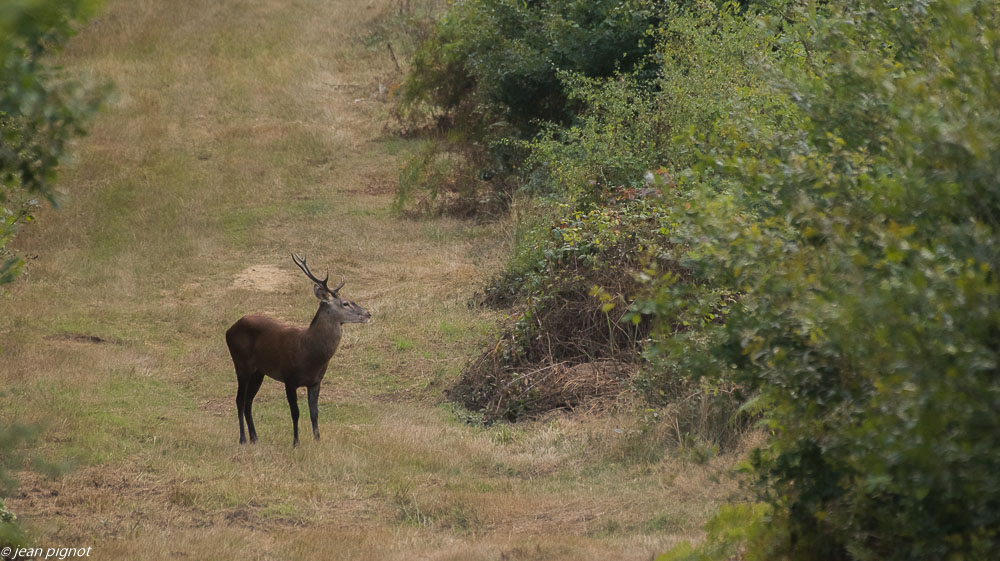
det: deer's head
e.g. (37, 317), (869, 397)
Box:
(292, 253), (371, 324)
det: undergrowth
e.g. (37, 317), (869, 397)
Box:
(451, 192), (674, 422)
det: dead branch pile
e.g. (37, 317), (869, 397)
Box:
(448, 356), (637, 422)
(451, 266), (655, 422)
(449, 197), (686, 422)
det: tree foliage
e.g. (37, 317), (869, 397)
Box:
(653, 0), (1000, 558)
(394, 0), (668, 216)
(402, 0), (662, 136)
(0, 0), (106, 284)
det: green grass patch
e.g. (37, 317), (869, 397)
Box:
(220, 204), (278, 247)
(393, 337), (414, 351)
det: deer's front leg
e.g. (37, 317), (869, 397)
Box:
(285, 383), (300, 447)
(307, 384), (321, 441)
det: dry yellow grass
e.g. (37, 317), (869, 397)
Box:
(0, 0), (749, 558)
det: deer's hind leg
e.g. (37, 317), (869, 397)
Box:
(236, 378), (248, 444)
(243, 372), (265, 443)
(227, 328), (252, 445)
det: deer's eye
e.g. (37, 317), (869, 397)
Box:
(342, 302), (349, 307)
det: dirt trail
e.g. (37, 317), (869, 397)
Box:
(0, 1), (741, 559)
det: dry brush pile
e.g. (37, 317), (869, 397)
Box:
(449, 194), (680, 422)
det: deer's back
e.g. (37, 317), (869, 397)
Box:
(226, 314), (307, 378)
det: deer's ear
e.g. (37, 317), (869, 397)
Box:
(313, 284), (331, 302)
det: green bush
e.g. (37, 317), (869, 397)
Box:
(525, 0), (772, 205)
(1, 497), (27, 555)
(1, 0), (107, 284)
(402, 0), (662, 136)
(407, 0), (1000, 555)
(487, 195), (671, 360)
(524, 73), (668, 205)
(517, 6), (775, 434)
(395, 0), (665, 216)
(654, 0), (1000, 559)
(447, 3), (778, 435)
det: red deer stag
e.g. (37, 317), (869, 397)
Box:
(226, 254), (371, 446)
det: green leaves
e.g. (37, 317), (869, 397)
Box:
(403, 0), (663, 137)
(653, 1), (1000, 559)
(0, 0), (107, 285)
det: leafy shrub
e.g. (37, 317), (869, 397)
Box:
(1, 0), (107, 284)
(654, 0), (1000, 559)
(448, 3), (777, 433)
(395, 0), (664, 216)
(489, 195), (673, 362)
(402, 0), (663, 136)
(656, 503), (778, 561)
(1, 497), (27, 556)
(524, 73), (669, 205)
(523, 2), (778, 202)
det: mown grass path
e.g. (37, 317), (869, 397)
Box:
(0, 1), (740, 559)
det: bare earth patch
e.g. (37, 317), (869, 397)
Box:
(232, 264), (295, 293)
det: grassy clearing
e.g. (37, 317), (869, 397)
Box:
(0, 0), (748, 558)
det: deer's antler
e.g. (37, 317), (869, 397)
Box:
(292, 253), (346, 296)
(292, 253), (329, 290)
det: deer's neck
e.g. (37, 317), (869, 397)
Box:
(305, 303), (343, 360)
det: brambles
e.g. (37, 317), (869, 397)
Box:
(393, 138), (518, 219)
